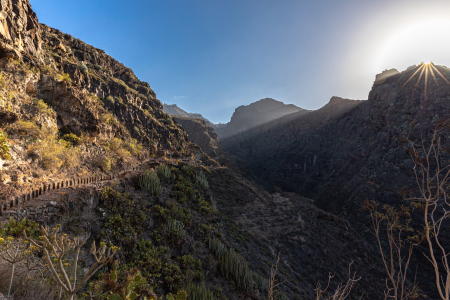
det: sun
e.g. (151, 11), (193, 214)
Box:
(399, 62), (450, 102)
(377, 19), (450, 73)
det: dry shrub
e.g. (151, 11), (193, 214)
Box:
(0, 129), (11, 160)
(115, 147), (132, 162)
(32, 99), (55, 116)
(104, 137), (141, 162)
(28, 139), (79, 170)
(105, 137), (123, 152)
(55, 73), (72, 83)
(123, 138), (141, 155)
(95, 155), (115, 172)
(0, 256), (60, 300)
(11, 120), (41, 139)
(99, 112), (118, 125)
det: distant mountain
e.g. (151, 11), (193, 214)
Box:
(218, 98), (307, 139)
(163, 103), (217, 128)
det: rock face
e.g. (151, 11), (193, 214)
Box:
(35, 24), (189, 150)
(0, 0), (42, 59)
(173, 116), (219, 156)
(218, 97), (307, 139)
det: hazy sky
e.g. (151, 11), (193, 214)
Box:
(30, 0), (450, 123)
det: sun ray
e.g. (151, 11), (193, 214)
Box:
(430, 64), (450, 87)
(399, 63), (424, 91)
(428, 64), (440, 88)
(412, 64), (426, 97)
(404, 64), (422, 74)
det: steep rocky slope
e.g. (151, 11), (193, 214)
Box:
(218, 98), (307, 139)
(222, 64), (450, 298)
(172, 116), (220, 156)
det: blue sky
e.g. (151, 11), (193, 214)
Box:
(30, 0), (450, 123)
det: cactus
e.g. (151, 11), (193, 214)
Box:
(196, 171), (209, 189)
(157, 164), (171, 179)
(186, 281), (215, 300)
(208, 238), (227, 257)
(208, 238), (268, 293)
(139, 170), (162, 197)
(164, 219), (186, 242)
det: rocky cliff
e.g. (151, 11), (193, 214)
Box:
(0, 0), (42, 60)
(172, 116), (220, 156)
(218, 97), (307, 139)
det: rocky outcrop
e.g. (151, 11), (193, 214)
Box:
(173, 116), (219, 156)
(219, 97), (307, 139)
(374, 68), (399, 84)
(0, 0), (42, 59)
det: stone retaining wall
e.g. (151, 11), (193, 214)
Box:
(0, 174), (116, 216)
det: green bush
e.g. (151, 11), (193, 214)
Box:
(139, 171), (162, 198)
(0, 129), (11, 160)
(123, 138), (142, 155)
(133, 126), (140, 136)
(0, 217), (39, 239)
(100, 112), (118, 125)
